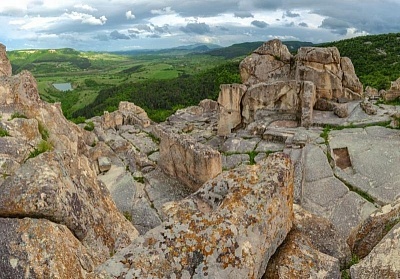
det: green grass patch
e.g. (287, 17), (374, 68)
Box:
(335, 174), (375, 203)
(38, 122), (49, 140)
(9, 112), (27, 120)
(133, 176), (145, 184)
(123, 211), (132, 222)
(27, 140), (53, 160)
(0, 127), (10, 137)
(84, 121), (95, 131)
(384, 217), (400, 234)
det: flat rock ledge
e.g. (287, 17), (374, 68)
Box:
(94, 153), (294, 279)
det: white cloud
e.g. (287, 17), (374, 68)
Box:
(151, 7), (175, 15)
(126, 10), (135, 20)
(63, 11), (107, 25)
(73, 4), (98, 12)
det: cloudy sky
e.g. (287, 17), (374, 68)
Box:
(0, 0), (399, 51)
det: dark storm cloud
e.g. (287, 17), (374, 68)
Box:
(234, 11), (254, 18)
(94, 33), (109, 41)
(153, 24), (170, 34)
(319, 17), (350, 35)
(110, 30), (130, 40)
(147, 34), (161, 38)
(180, 22), (211, 34)
(251, 20), (269, 28)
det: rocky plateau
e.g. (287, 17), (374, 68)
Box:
(1, 40), (400, 278)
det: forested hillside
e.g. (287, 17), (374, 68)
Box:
(72, 62), (241, 122)
(319, 33), (400, 90)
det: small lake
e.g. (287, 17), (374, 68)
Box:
(53, 83), (72, 91)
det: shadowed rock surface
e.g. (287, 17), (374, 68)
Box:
(95, 153), (294, 279)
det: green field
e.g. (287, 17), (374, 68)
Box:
(8, 48), (228, 119)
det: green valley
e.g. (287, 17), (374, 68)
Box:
(7, 33), (400, 122)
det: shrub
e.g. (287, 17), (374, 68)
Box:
(27, 140), (53, 159)
(84, 121), (94, 131)
(0, 127), (10, 137)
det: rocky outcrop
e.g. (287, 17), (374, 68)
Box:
(0, 46), (138, 277)
(0, 43), (12, 77)
(0, 218), (94, 278)
(383, 77), (400, 101)
(154, 125), (222, 190)
(101, 101), (151, 130)
(95, 153), (294, 278)
(217, 83), (247, 135)
(350, 222), (400, 278)
(264, 231), (341, 279)
(218, 39), (363, 131)
(240, 39), (294, 85)
(348, 199), (400, 259)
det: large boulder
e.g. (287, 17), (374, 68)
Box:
(95, 153), (294, 279)
(0, 218), (94, 279)
(350, 222), (400, 278)
(154, 125), (222, 190)
(264, 231), (341, 279)
(348, 199), (400, 259)
(240, 39), (294, 85)
(217, 83), (247, 136)
(296, 46), (362, 100)
(0, 43), (12, 77)
(241, 80), (301, 124)
(383, 77), (400, 101)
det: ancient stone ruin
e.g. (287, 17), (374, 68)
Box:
(218, 39), (363, 134)
(1, 40), (400, 279)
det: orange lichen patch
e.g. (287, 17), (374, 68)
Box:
(10, 218), (94, 279)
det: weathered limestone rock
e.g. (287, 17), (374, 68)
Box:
(0, 218), (94, 279)
(101, 110), (124, 130)
(264, 231), (341, 279)
(95, 153), (294, 279)
(360, 98), (377, 115)
(390, 112), (400, 128)
(241, 80), (301, 124)
(199, 98), (219, 113)
(240, 39), (294, 85)
(348, 199), (400, 259)
(296, 46), (362, 100)
(0, 50), (139, 274)
(301, 81), (317, 128)
(118, 101), (151, 128)
(350, 222), (400, 279)
(364, 86), (379, 99)
(0, 151), (138, 264)
(98, 156), (112, 172)
(333, 103), (349, 118)
(217, 84), (247, 136)
(292, 205), (351, 268)
(341, 57), (364, 97)
(154, 125), (222, 190)
(0, 43), (12, 77)
(383, 77), (400, 101)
